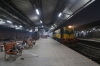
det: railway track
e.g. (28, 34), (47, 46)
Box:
(69, 43), (100, 64)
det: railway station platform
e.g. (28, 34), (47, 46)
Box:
(0, 38), (100, 66)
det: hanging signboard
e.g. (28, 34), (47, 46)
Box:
(35, 27), (38, 31)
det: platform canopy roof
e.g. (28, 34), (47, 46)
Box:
(0, 0), (99, 31)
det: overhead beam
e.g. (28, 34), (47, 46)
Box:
(57, 0), (94, 29)
(1, 0), (35, 27)
(0, 7), (30, 27)
(50, 0), (69, 25)
(10, 3), (35, 26)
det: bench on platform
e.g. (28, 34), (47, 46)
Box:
(3, 43), (17, 61)
(3, 42), (22, 61)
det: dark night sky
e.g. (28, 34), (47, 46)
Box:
(58, 0), (100, 29)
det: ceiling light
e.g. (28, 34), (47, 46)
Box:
(98, 29), (100, 31)
(0, 19), (5, 24)
(7, 20), (12, 23)
(81, 31), (84, 32)
(3, 22), (5, 23)
(50, 28), (54, 29)
(19, 25), (22, 27)
(42, 26), (44, 27)
(58, 13), (62, 17)
(29, 29), (32, 32)
(92, 28), (96, 30)
(15, 25), (17, 28)
(15, 27), (22, 29)
(0, 22), (5, 24)
(54, 24), (57, 27)
(40, 20), (42, 23)
(36, 9), (39, 15)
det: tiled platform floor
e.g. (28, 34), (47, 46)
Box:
(0, 38), (100, 66)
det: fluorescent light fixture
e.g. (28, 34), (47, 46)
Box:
(0, 22), (5, 24)
(54, 24), (57, 27)
(58, 13), (62, 17)
(54, 24), (56, 26)
(50, 28), (54, 29)
(66, 14), (70, 18)
(93, 28), (96, 30)
(7, 20), (12, 23)
(15, 25), (22, 29)
(40, 20), (42, 23)
(15, 27), (22, 30)
(15, 25), (17, 28)
(0, 21), (5, 24)
(36, 9), (39, 15)
(50, 26), (55, 30)
(15, 28), (20, 29)
(0, 19), (5, 24)
(19, 25), (22, 27)
(81, 31), (84, 32)
(98, 29), (100, 31)
(51, 26), (53, 27)
(15, 27), (21, 29)
(29, 29), (32, 32)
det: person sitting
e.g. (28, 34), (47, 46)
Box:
(10, 40), (22, 52)
(21, 38), (27, 49)
(32, 39), (36, 45)
(26, 37), (33, 48)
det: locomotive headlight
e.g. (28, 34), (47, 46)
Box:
(68, 26), (73, 28)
